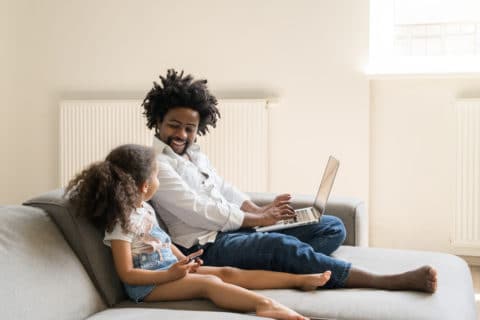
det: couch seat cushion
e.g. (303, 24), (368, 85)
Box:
(87, 307), (267, 320)
(115, 246), (476, 320)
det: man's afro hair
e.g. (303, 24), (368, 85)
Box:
(142, 69), (220, 136)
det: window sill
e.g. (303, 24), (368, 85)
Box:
(365, 56), (480, 79)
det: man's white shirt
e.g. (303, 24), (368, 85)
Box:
(152, 136), (250, 249)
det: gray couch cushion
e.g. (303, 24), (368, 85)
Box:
(115, 246), (477, 320)
(0, 205), (106, 320)
(88, 308), (267, 320)
(24, 189), (126, 307)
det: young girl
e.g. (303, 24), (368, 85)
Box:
(65, 144), (332, 320)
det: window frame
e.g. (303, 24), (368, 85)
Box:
(367, 0), (480, 77)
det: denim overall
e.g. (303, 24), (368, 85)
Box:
(123, 224), (178, 302)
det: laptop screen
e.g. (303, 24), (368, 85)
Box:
(313, 156), (339, 215)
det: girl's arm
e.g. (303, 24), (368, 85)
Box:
(171, 244), (203, 273)
(110, 240), (193, 286)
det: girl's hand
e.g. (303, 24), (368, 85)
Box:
(189, 258), (203, 273)
(167, 248), (204, 280)
(167, 259), (196, 280)
(186, 249), (203, 273)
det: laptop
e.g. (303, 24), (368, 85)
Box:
(255, 156), (339, 232)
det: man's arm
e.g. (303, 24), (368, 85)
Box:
(204, 155), (296, 226)
(241, 209), (294, 227)
(156, 158), (295, 230)
(240, 194), (293, 213)
(240, 200), (263, 214)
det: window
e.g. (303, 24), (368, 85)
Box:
(367, 0), (480, 75)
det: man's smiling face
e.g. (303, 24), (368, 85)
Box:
(156, 107), (200, 155)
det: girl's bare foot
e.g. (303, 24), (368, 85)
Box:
(256, 299), (309, 320)
(298, 271), (332, 291)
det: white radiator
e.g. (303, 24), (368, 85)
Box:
(196, 99), (270, 193)
(59, 100), (153, 186)
(59, 99), (271, 192)
(454, 99), (480, 255)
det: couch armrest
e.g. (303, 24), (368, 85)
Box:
(247, 192), (368, 247)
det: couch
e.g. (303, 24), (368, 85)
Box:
(1, 189), (476, 320)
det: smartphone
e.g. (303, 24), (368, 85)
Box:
(188, 253), (202, 263)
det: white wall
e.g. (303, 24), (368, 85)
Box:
(1, 0), (370, 209)
(1, 0), (16, 199)
(371, 78), (480, 252)
(4, 0), (476, 254)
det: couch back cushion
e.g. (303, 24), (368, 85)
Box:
(0, 205), (106, 319)
(24, 189), (126, 307)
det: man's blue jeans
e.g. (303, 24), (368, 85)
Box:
(181, 215), (351, 288)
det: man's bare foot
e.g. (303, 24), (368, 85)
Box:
(345, 265), (438, 292)
(298, 271), (332, 291)
(396, 265), (437, 293)
(256, 299), (309, 320)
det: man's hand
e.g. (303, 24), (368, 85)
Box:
(241, 193), (296, 227)
(241, 194), (293, 213)
(260, 201), (295, 225)
(261, 193), (292, 212)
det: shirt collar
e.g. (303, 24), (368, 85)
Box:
(152, 135), (201, 159)
(152, 135), (171, 154)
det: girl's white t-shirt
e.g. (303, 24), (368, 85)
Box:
(103, 202), (172, 257)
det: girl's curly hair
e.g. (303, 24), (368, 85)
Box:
(142, 69), (221, 136)
(64, 144), (156, 233)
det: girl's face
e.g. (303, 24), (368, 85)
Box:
(143, 162), (160, 201)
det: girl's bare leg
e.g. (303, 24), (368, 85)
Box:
(197, 266), (331, 291)
(144, 273), (308, 320)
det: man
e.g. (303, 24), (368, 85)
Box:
(143, 69), (437, 292)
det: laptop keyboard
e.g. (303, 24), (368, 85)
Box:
(284, 208), (315, 224)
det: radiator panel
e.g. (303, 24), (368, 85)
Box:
(197, 99), (269, 193)
(59, 100), (153, 186)
(454, 99), (480, 255)
(59, 99), (269, 193)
